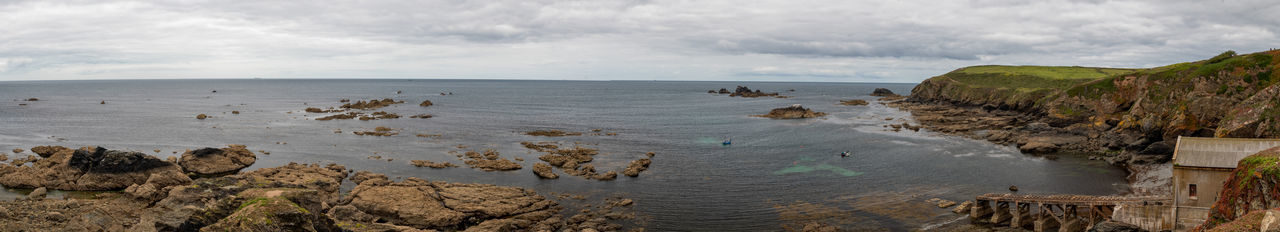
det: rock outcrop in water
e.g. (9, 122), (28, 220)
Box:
(622, 153), (654, 177)
(409, 160), (457, 168)
(0, 146), (186, 191)
(753, 105), (828, 119)
(459, 149), (523, 171)
(340, 98), (402, 110)
(871, 88), (897, 97)
(840, 99), (869, 106)
(712, 85), (782, 98)
(178, 144), (257, 176)
(525, 130), (583, 137)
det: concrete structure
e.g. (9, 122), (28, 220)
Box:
(1170, 136), (1280, 230)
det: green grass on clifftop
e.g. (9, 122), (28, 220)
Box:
(947, 65), (1140, 91)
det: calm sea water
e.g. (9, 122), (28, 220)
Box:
(0, 79), (1129, 231)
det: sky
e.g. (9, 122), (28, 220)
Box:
(0, 0), (1277, 83)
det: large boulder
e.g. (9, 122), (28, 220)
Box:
(179, 145), (257, 176)
(0, 147), (185, 191)
(200, 188), (340, 232)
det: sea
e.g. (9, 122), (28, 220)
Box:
(0, 79), (1131, 231)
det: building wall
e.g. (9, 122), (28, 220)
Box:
(1172, 167), (1232, 231)
(1113, 204), (1174, 231)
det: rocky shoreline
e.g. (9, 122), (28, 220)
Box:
(0, 145), (643, 231)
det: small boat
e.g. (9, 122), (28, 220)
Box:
(722, 139), (732, 146)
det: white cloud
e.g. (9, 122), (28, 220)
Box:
(0, 0), (1276, 82)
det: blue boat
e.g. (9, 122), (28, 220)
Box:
(722, 139), (732, 146)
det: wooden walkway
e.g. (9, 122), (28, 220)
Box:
(970, 194), (1170, 232)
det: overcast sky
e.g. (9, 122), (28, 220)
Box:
(0, 0), (1277, 82)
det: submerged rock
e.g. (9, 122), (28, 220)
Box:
(839, 99), (869, 106)
(525, 130), (582, 137)
(752, 105), (828, 119)
(419, 100), (433, 107)
(178, 145), (257, 176)
(409, 160), (458, 168)
(196, 114), (208, 120)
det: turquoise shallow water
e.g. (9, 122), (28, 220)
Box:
(0, 79), (1130, 231)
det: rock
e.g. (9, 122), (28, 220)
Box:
(594, 171), (617, 181)
(533, 163), (558, 179)
(340, 98), (402, 110)
(0, 153), (6, 162)
(839, 99), (869, 106)
(338, 177), (560, 230)
(732, 85), (778, 97)
(525, 130), (582, 137)
(11, 148), (22, 153)
(936, 200), (956, 208)
(952, 201), (973, 214)
(870, 88), (897, 96)
(718, 88), (730, 94)
(1019, 142), (1058, 154)
(419, 100), (433, 107)
(799, 221), (839, 232)
(178, 145), (257, 176)
(0, 147), (186, 191)
(30, 146), (68, 158)
(45, 211), (66, 222)
(1139, 140), (1174, 155)
(1087, 220), (1146, 232)
(1009, 185), (1019, 192)
(461, 150), (523, 171)
(350, 170), (390, 186)
(28, 187), (46, 200)
(1024, 122), (1053, 131)
(196, 114), (207, 120)
(201, 195), (336, 232)
(622, 160), (651, 177)
(25, 98), (38, 101)
(752, 105), (828, 119)
(410, 160), (458, 168)
(611, 199), (634, 207)
(242, 163), (349, 203)
(231, 111), (239, 114)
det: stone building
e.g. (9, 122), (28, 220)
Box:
(1169, 136), (1280, 230)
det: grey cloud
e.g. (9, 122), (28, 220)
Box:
(0, 0), (1277, 81)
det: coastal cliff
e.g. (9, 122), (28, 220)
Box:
(899, 49), (1280, 166)
(1194, 147), (1280, 231)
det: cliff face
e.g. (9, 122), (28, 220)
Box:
(1194, 147), (1280, 231)
(1047, 50), (1280, 140)
(911, 50), (1280, 142)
